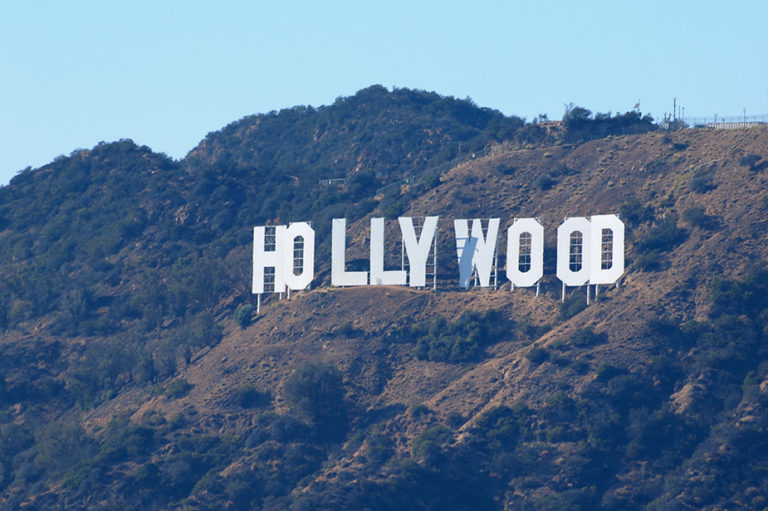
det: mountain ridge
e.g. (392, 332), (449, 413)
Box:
(0, 86), (767, 509)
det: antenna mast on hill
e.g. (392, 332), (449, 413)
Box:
(673, 98), (677, 123)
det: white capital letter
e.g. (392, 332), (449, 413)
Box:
(253, 225), (287, 294)
(331, 218), (368, 286)
(370, 218), (407, 285)
(454, 218), (500, 288)
(506, 218), (544, 287)
(282, 222), (315, 290)
(399, 216), (438, 287)
(589, 214), (624, 285)
(557, 217), (591, 286)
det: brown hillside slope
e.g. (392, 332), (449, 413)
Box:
(75, 127), (768, 508)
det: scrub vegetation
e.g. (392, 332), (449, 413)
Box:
(0, 85), (766, 509)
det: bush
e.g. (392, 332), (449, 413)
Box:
(336, 321), (360, 338)
(346, 170), (379, 201)
(595, 363), (621, 381)
(571, 328), (607, 347)
(634, 252), (663, 272)
(682, 206), (719, 230)
(497, 164), (516, 175)
(233, 304), (253, 329)
(231, 384), (268, 408)
(559, 292), (587, 320)
(644, 158), (668, 174)
(165, 379), (193, 399)
(410, 310), (511, 363)
(526, 346), (549, 364)
(473, 406), (526, 452)
(637, 215), (687, 252)
(408, 404), (431, 419)
(99, 418), (156, 462)
(34, 421), (97, 478)
(534, 174), (556, 190)
(738, 153), (766, 171)
(412, 425), (452, 463)
(283, 362), (347, 436)
(366, 431), (394, 463)
(619, 198), (653, 226)
(562, 105), (656, 142)
(446, 411), (466, 428)
(689, 171), (715, 193)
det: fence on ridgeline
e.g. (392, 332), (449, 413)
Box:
(682, 113), (768, 130)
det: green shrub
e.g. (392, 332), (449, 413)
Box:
(336, 321), (360, 338)
(738, 153), (765, 171)
(634, 251), (662, 272)
(562, 105), (656, 143)
(534, 174), (556, 190)
(571, 328), (607, 347)
(595, 363), (621, 381)
(165, 379), (193, 399)
(231, 384), (268, 408)
(526, 346), (549, 364)
(619, 198), (653, 226)
(283, 362), (346, 436)
(682, 206), (719, 230)
(412, 425), (452, 463)
(559, 292), (587, 320)
(408, 404), (431, 419)
(446, 411), (466, 428)
(497, 164), (516, 175)
(644, 158), (668, 174)
(0, 422), (33, 460)
(409, 310), (511, 363)
(34, 421), (97, 479)
(473, 406), (525, 450)
(689, 171), (715, 193)
(233, 304), (253, 329)
(637, 215), (687, 252)
(366, 431), (394, 463)
(99, 418), (156, 462)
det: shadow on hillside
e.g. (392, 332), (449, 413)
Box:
(358, 404), (407, 428)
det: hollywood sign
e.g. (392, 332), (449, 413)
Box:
(252, 215), (624, 306)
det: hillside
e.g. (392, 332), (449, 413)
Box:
(1, 87), (768, 510)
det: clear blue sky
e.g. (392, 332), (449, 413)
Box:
(2, 1), (767, 185)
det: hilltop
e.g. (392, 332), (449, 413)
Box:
(0, 86), (767, 510)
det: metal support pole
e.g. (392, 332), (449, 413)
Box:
(561, 282), (566, 303)
(257, 294), (261, 314)
(433, 227), (437, 291)
(401, 238), (405, 272)
(493, 249), (498, 290)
